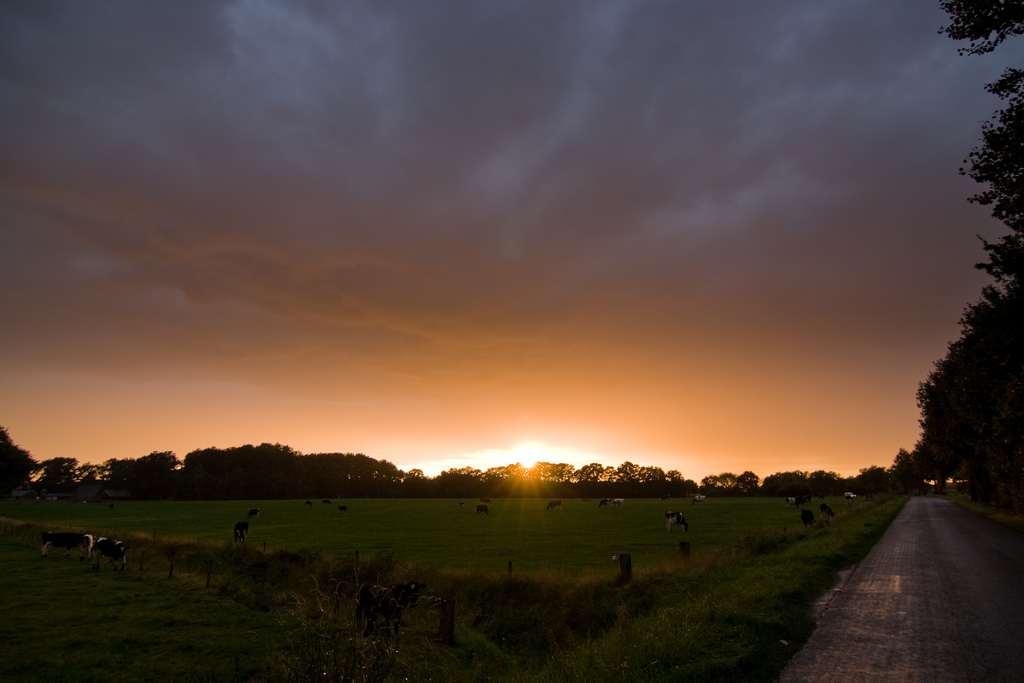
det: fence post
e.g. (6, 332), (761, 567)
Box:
(438, 599), (456, 646)
(678, 541), (691, 562)
(508, 561), (513, 574)
(618, 553), (631, 582)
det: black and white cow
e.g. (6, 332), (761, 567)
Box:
(692, 495), (707, 504)
(476, 504), (489, 515)
(92, 538), (130, 570)
(480, 497), (491, 504)
(786, 497), (797, 506)
(546, 500), (562, 511)
(338, 505), (347, 512)
(322, 499), (331, 504)
(599, 498), (611, 507)
(234, 520), (249, 542)
(355, 581), (427, 637)
(844, 492), (857, 507)
(305, 500), (313, 506)
(41, 532), (93, 560)
(665, 511), (688, 531)
(247, 508), (260, 519)
(800, 509), (815, 527)
(819, 503), (835, 519)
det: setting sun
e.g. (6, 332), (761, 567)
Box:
(511, 442), (547, 470)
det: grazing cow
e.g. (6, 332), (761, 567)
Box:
(41, 532), (93, 560)
(356, 581), (427, 637)
(800, 509), (814, 527)
(546, 500), (562, 511)
(665, 511), (688, 532)
(785, 497), (797, 506)
(661, 494), (672, 501)
(692, 495), (707, 505)
(92, 538), (130, 570)
(480, 497), (491, 503)
(820, 503), (835, 519)
(322, 499), (331, 504)
(305, 500), (313, 506)
(234, 521), (249, 542)
(247, 508), (260, 519)
(338, 505), (347, 512)
(599, 498), (611, 507)
(459, 501), (465, 509)
(476, 504), (489, 515)
(845, 492), (857, 507)
(612, 498), (624, 506)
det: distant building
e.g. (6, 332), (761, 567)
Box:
(74, 484), (104, 501)
(73, 485), (132, 502)
(9, 489), (38, 500)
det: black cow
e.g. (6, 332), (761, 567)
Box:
(41, 532), (93, 560)
(819, 503), (835, 519)
(338, 505), (348, 512)
(305, 500), (313, 506)
(322, 499), (331, 504)
(234, 521), (249, 542)
(800, 509), (815, 527)
(247, 508), (260, 519)
(92, 538), (130, 570)
(546, 500), (562, 511)
(665, 511), (688, 531)
(476, 504), (489, 515)
(356, 582), (427, 636)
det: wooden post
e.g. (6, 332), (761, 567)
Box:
(618, 553), (631, 582)
(138, 550), (145, 572)
(261, 566), (268, 593)
(508, 561), (513, 574)
(438, 599), (456, 646)
(678, 541), (691, 562)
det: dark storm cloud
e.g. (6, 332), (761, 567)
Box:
(0, 0), (1018, 468)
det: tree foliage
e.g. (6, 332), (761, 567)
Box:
(919, 1), (1024, 510)
(941, 0), (1024, 55)
(0, 425), (38, 492)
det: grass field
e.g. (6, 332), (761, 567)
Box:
(0, 495), (905, 682)
(0, 496), (854, 575)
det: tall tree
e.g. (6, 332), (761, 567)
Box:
(34, 457), (79, 493)
(0, 426), (38, 492)
(922, 0), (1024, 509)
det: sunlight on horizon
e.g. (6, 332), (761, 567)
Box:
(410, 441), (610, 477)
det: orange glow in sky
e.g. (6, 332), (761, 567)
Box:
(0, 1), (1005, 481)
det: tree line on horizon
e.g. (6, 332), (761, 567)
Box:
(3, 426), (900, 501)
(911, 3), (1024, 512)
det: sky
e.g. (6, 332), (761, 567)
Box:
(1, 1), (1019, 480)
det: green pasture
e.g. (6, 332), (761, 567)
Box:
(0, 495), (899, 682)
(0, 533), (294, 683)
(0, 496), (852, 575)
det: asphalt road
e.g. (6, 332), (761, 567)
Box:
(779, 496), (1024, 683)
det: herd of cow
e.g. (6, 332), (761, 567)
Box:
(40, 531), (129, 570)
(38, 493), (854, 637)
